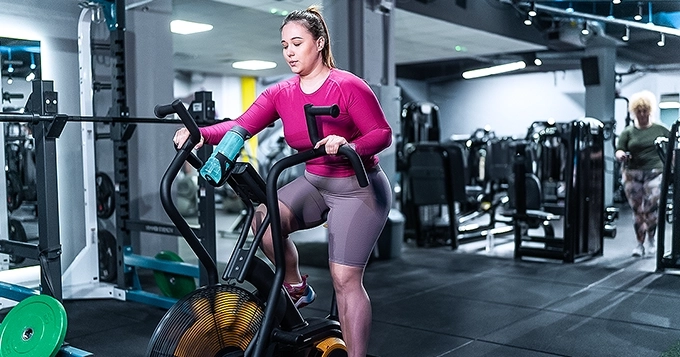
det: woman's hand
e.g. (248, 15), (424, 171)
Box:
(173, 127), (204, 150)
(615, 149), (630, 162)
(315, 134), (349, 155)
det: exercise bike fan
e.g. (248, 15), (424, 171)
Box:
(146, 285), (265, 357)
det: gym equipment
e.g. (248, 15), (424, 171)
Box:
(8, 218), (27, 265)
(0, 81), (218, 308)
(0, 294), (67, 357)
(655, 119), (680, 271)
(95, 172), (115, 219)
(511, 118), (614, 262)
(4, 123), (37, 212)
(396, 101), (440, 173)
(402, 142), (457, 247)
(98, 229), (117, 283)
(147, 100), (365, 356)
(152, 250), (196, 299)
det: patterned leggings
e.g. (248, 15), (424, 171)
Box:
(622, 169), (662, 244)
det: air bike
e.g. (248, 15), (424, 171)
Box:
(147, 99), (368, 357)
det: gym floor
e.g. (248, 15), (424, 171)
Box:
(6, 203), (680, 357)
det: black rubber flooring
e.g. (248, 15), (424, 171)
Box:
(6, 204), (680, 357)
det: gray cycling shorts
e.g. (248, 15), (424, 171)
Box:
(278, 166), (392, 267)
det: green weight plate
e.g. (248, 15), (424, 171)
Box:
(0, 294), (67, 357)
(153, 251), (196, 299)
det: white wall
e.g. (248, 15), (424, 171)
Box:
(174, 73), (243, 119)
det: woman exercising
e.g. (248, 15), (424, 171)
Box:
(173, 5), (392, 357)
(615, 90), (669, 257)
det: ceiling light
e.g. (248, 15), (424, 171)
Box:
(524, 13), (532, 26)
(659, 94), (680, 109)
(657, 32), (665, 46)
(25, 72), (35, 82)
(534, 58), (542, 66)
(462, 61), (526, 80)
(7, 77), (13, 85)
(634, 3), (643, 21)
(170, 20), (213, 35)
(622, 26), (630, 41)
(232, 60), (277, 71)
(581, 22), (590, 36)
(566, 2), (574, 12)
(613, 0), (621, 4)
(528, 2), (537, 17)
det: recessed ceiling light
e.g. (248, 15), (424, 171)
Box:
(232, 60), (277, 71)
(171, 20), (213, 35)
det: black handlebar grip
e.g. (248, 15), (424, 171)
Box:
(306, 104), (340, 118)
(304, 104), (339, 144)
(338, 145), (369, 188)
(154, 101), (178, 118)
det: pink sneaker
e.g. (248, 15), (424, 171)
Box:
(283, 275), (316, 308)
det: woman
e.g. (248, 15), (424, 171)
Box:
(615, 90), (669, 258)
(174, 6), (392, 356)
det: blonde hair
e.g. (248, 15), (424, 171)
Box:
(628, 90), (656, 117)
(281, 5), (336, 68)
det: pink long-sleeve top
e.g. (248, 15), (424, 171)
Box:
(200, 69), (392, 178)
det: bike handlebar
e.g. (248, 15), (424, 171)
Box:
(303, 104), (369, 188)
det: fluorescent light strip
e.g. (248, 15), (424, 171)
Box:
(659, 102), (680, 109)
(462, 61), (526, 80)
(171, 20), (213, 35)
(232, 60), (277, 70)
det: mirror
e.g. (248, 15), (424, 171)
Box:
(1, 38), (41, 113)
(1, 37), (41, 269)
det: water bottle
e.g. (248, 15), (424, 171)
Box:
(200, 125), (250, 186)
(485, 229), (495, 253)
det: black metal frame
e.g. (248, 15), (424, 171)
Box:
(656, 119), (680, 272)
(513, 119), (605, 263)
(156, 100), (366, 357)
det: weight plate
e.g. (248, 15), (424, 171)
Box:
(95, 172), (115, 219)
(6, 171), (23, 212)
(98, 230), (117, 283)
(153, 251), (196, 299)
(8, 219), (27, 265)
(0, 294), (67, 357)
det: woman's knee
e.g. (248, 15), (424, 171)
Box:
(251, 202), (298, 236)
(330, 263), (364, 291)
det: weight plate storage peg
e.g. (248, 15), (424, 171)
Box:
(0, 294), (68, 357)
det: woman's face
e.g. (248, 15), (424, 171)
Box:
(634, 107), (651, 122)
(281, 21), (322, 76)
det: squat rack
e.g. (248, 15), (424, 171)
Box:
(0, 82), (220, 307)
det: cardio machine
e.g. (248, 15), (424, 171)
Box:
(146, 100), (369, 357)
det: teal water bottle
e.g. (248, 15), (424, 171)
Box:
(200, 125), (250, 186)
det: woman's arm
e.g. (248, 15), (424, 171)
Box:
(200, 87), (281, 145)
(344, 79), (392, 156)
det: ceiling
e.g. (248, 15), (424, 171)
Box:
(171, 0), (547, 80)
(170, 0), (680, 83)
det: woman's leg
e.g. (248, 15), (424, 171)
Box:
(623, 170), (646, 245)
(252, 175), (328, 285)
(330, 262), (370, 357)
(253, 202), (302, 283)
(642, 170), (662, 247)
